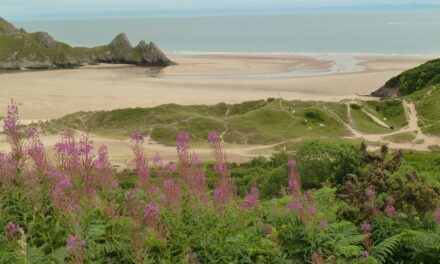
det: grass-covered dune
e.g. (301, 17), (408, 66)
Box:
(38, 98), (408, 145)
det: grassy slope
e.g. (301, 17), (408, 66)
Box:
(383, 58), (440, 96)
(39, 99), (353, 145)
(362, 100), (407, 129)
(349, 104), (391, 134)
(411, 85), (440, 136)
(377, 58), (440, 135)
(0, 33), (76, 62)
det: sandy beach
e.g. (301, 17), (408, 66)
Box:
(0, 53), (433, 120)
(0, 53), (437, 165)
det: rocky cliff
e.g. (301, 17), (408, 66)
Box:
(0, 17), (173, 70)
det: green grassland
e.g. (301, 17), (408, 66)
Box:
(39, 99), (354, 145)
(349, 104), (392, 134)
(411, 85), (440, 136)
(362, 100), (407, 129)
(38, 97), (426, 146)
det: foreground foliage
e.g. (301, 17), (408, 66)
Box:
(1, 102), (440, 263)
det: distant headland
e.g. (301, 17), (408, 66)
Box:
(0, 17), (173, 70)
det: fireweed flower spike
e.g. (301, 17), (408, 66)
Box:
(242, 185), (260, 209)
(385, 197), (396, 217)
(176, 131), (191, 178)
(130, 131), (149, 191)
(66, 235), (86, 264)
(3, 100), (25, 167)
(361, 221), (371, 233)
(288, 159), (301, 198)
(208, 131), (220, 143)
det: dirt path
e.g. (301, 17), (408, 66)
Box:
(0, 102), (438, 167)
(343, 101), (439, 151)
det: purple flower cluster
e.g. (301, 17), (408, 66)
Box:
(144, 203), (160, 219)
(66, 235), (85, 251)
(5, 221), (20, 241)
(131, 131), (143, 141)
(385, 197), (396, 217)
(176, 132), (190, 151)
(366, 187), (375, 200)
(361, 221), (371, 233)
(242, 185), (260, 209)
(208, 131), (220, 143)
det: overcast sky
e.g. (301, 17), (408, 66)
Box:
(2, 0), (439, 20)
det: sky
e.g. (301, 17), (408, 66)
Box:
(2, 0), (439, 20)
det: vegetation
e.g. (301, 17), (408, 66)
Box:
(363, 100), (407, 129)
(377, 59), (440, 96)
(412, 85), (440, 136)
(39, 98), (416, 146)
(349, 104), (391, 134)
(1, 102), (440, 263)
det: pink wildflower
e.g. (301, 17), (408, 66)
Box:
(366, 187), (375, 200)
(308, 205), (317, 216)
(288, 159), (301, 197)
(362, 251), (369, 258)
(131, 131), (143, 141)
(144, 203), (160, 219)
(5, 222), (20, 241)
(66, 235), (85, 251)
(320, 220), (329, 228)
(242, 185), (260, 209)
(288, 159), (296, 167)
(165, 162), (176, 172)
(176, 132), (190, 151)
(385, 197), (396, 217)
(153, 153), (162, 166)
(213, 187), (224, 199)
(214, 163), (225, 173)
(208, 131), (220, 143)
(361, 221), (371, 233)
(26, 127), (39, 138)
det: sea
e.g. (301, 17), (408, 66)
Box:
(11, 9), (440, 55)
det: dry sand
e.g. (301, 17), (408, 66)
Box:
(0, 53), (433, 120)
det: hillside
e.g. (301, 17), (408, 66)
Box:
(0, 17), (172, 70)
(372, 58), (440, 97)
(37, 98), (426, 147)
